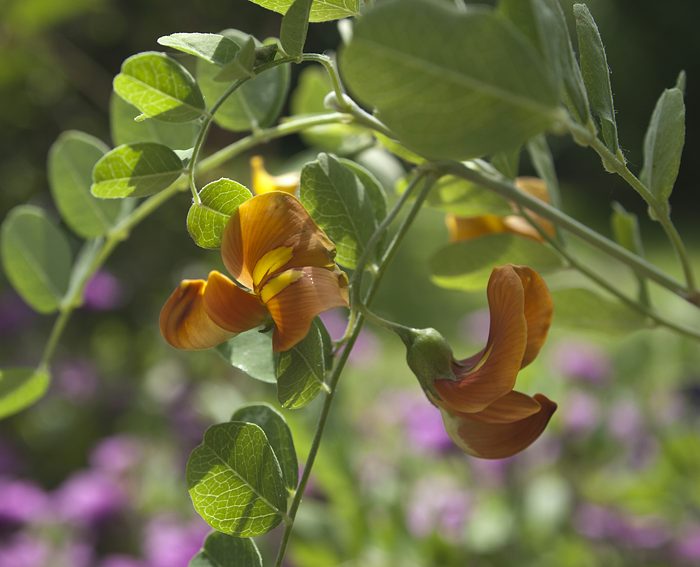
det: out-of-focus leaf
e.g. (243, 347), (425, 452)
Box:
(48, 131), (121, 238)
(187, 179), (252, 249)
(187, 422), (287, 536)
(232, 404), (298, 491)
(610, 202), (644, 256)
(215, 37), (256, 82)
(416, 175), (512, 217)
(91, 143), (183, 199)
(431, 233), (563, 291)
(217, 328), (276, 383)
(527, 134), (560, 208)
(280, 0), (313, 59)
(157, 33), (241, 66)
(0, 368), (50, 420)
(189, 531), (262, 567)
(340, 0), (560, 159)
(1, 206), (72, 313)
(552, 288), (648, 334)
(247, 0), (360, 22)
(491, 146), (521, 180)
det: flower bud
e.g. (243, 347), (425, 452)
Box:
(395, 326), (457, 397)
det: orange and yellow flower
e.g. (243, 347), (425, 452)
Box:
(160, 192), (348, 352)
(446, 177), (556, 243)
(250, 155), (299, 195)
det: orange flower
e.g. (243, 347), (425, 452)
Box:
(434, 265), (556, 458)
(446, 177), (556, 243)
(250, 156), (299, 195)
(160, 192), (348, 352)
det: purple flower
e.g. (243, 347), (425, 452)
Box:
(0, 291), (36, 335)
(320, 309), (379, 367)
(608, 399), (645, 442)
(406, 475), (471, 540)
(54, 470), (127, 526)
(403, 398), (453, 454)
(100, 555), (146, 567)
(0, 478), (49, 524)
(459, 308), (490, 345)
(616, 516), (669, 549)
(54, 359), (99, 401)
(563, 391), (600, 435)
(83, 270), (124, 311)
(0, 438), (23, 475)
(90, 436), (142, 477)
(0, 534), (50, 567)
(144, 516), (209, 567)
(574, 504), (626, 540)
(551, 340), (611, 384)
(674, 525), (700, 562)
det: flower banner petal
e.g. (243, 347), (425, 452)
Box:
(511, 265), (553, 368)
(202, 271), (268, 333)
(468, 390), (542, 424)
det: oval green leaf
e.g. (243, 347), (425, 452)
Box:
(247, 0), (360, 22)
(48, 131), (121, 238)
(187, 422), (287, 536)
(187, 178), (252, 249)
(430, 233), (563, 291)
(157, 33), (241, 66)
(552, 288), (648, 334)
(276, 318), (330, 410)
(340, 0), (560, 159)
(91, 142), (184, 199)
(232, 404), (298, 491)
(189, 531), (262, 567)
(113, 51), (205, 122)
(280, 0), (313, 59)
(216, 327), (276, 383)
(422, 175), (512, 217)
(1, 206), (72, 314)
(0, 368), (51, 420)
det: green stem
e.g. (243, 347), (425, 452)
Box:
(440, 161), (693, 304)
(301, 53), (350, 112)
(273, 173), (437, 567)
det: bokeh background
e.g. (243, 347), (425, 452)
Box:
(1, 1), (700, 566)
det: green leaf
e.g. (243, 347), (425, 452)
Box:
(91, 143), (184, 199)
(337, 158), (387, 223)
(290, 67), (372, 154)
(110, 94), (199, 150)
(187, 421), (287, 536)
(232, 404), (298, 491)
(276, 318), (330, 410)
(157, 33), (241, 66)
(280, 0), (313, 59)
(216, 328), (276, 384)
(300, 153), (381, 269)
(215, 37), (256, 82)
(610, 202), (644, 256)
(247, 0), (360, 22)
(501, 0), (590, 124)
(197, 31), (290, 132)
(0, 368), (50, 420)
(527, 135), (560, 208)
(48, 131), (121, 238)
(340, 0), (560, 160)
(1, 206), (72, 314)
(639, 87), (685, 208)
(418, 175), (512, 217)
(187, 178), (252, 249)
(552, 288), (647, 334)
(189, 531), (262, 567)
(430, 233), (563, 291)
(113, 52), (205, 122)
(574, 3), (619, 154)
(491, 147), (520, 180)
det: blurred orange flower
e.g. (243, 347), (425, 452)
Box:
(160, 192), (348, 352)
(250, 155), (299, 195)
(446, 177), (556, 243)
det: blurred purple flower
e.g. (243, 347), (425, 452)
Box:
(675, 525), (700, 562)
(616, 516), (670, 549)
(83, 270), (124, 311)
(144, 516), (209, 567)
(61, 541), (94, 567)
(551, 340), (611, 384)
(459, 308), (490, 345)
(0, 478), (49, 524)
(0, 534), (49, 567)
(574, 504), (626, 540)
(407, 476), (471, 540)
(54, 470), (127, 526)
(0, 291), (36, 335)
(320, 309), (379, 367)
(468, 455), (515, 486)
(100, 555), (146, 567)
(563, 391), (601, 436)
(90, 436), (142, 477)
(54, 359), (99, 401)
(608, 399), (645, 442)
(0, 438), (22, 475)
(403, 398), (453, 454)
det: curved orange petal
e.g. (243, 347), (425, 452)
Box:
(442, 393), (557, 459)
(251, 156), (299, 195)
(201, 271), (268, 333)
(508, 177), (556, 238)
(467, 390), (541, 424)
(160, 280), (233, 350)
(446, 214), (509, 242)
(511, 265), (553, 368)
(264, 266), (349, 352)
(221, 192), (336, 290)
(435, 265), (527, 413)
(515, 177), (549, 203)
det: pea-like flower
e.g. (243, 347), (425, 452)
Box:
(160, 192), (348, 352)
(250, 155), (299, 195)
(446, 177), (555, 243)
(401, 265), (557, 459)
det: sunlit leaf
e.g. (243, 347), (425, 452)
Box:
(187, 178), (252, 249)
(0, 368), (50, 420)
(1, 206), (72, 314)
(113, 52), (205, 122)
(247, 0), (360, 22)
(215, 37), (256, 82)
(232, 404), (298, 491)
(552, 288), (648, 334)
(280, 0), (312, 59)
(48, 131), (121, 238)
(340, 0), (560, 159)
(157, 33), (241, 66)
(217, 328), (276, 384)
(431, 233), (563, 291)
(189, 531), (262, 567)
(187, 421), (287, 536)
(421, 175), (512, 217)
(91, 143), (184, 199)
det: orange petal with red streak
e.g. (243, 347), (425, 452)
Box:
(202, 271), (268, 333)
(159, 280), (233, 350)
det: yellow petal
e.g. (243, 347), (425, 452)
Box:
(442, 393), (557, 459)
(264, 266), (349, 351)
(201, 271), (268, 332)
(511, 265), (553, 368)
(515, 177), (549, 203)
(251, 156), (299, 195)
(221, 192), (336, 290)
(446, 214), (509, 242)
(435, 265), (527, 413)
(507, 177), (556, 239)
(159, 279), (233, 350)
